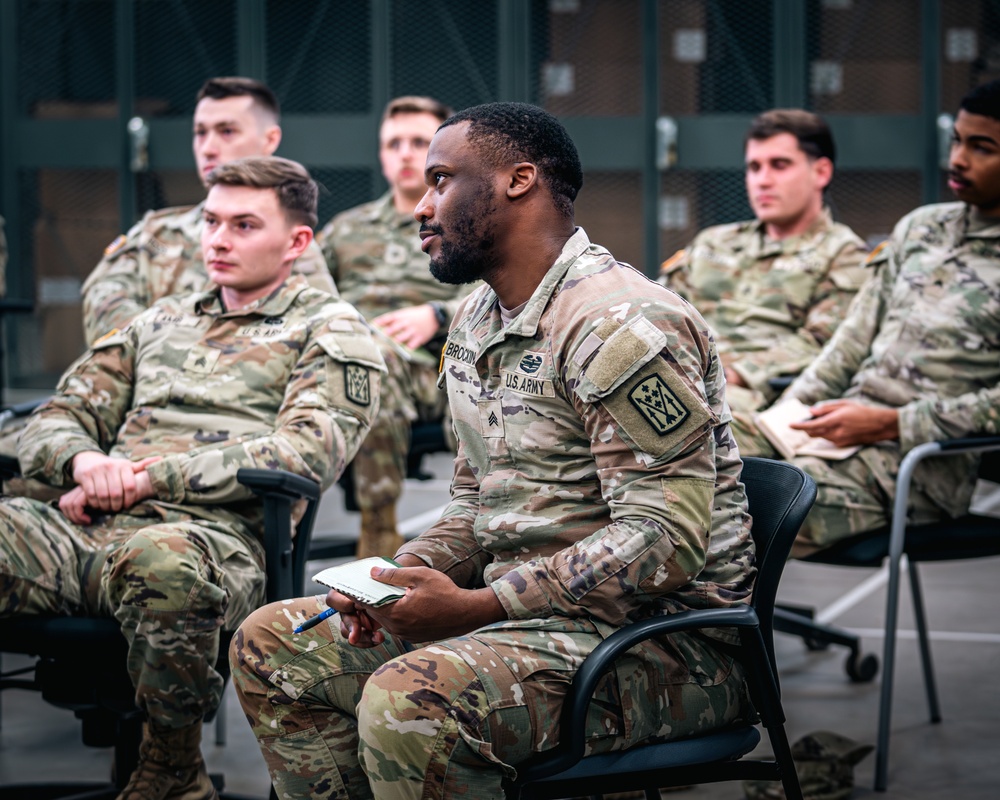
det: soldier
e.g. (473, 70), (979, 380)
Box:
(659, 109), (869, 423)
(735, 79), (1000, 557)
(0, 157), (384, 800)
(316, 96), (477, 558)
(230, 103), (756, 800)
(82, 76), (336, 346)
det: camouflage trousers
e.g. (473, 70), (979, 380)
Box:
(0, 496), (266, 728)
(229, 595), (749, 800)
(352, 342), (449, 556)
(730, 416), (943, 558)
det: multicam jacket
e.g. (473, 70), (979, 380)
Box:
(20, 276), (384, 536)
(789, 202), (1000, 517)
(660, 208), (869, 397)
(397, 228), (755, 638)
(82, 201), (337, 345)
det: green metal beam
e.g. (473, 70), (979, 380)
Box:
(920, 0), (942, 204)
(236, 0), (267, 80)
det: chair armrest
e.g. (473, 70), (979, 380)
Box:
(0, 397), (48, 430)
(522, 606), (763, 782)
(237, 468), (321, 602)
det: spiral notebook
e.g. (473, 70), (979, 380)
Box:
(311, 557), (406, 607)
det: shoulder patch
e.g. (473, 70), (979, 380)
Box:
(659, 249), (686, 276)
(865, 240), (889, 265)
(345, 364), (371, 406)
(628, 373), (690, 434)
(103, 235), (127, 257)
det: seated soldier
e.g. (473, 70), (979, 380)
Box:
(230, 103), (756, 800)
(82, 76), (335, 347)
(659, 109), (868, 416)
(316, 96), (478, 558)
(734, 79), (1000, 557)
(0, 156), (384, 800)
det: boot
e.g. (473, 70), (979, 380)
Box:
(358, 505), (403, 559)
(117, 721), (218, 800)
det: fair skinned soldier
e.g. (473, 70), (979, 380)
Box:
(735, 80), (1000, 557)
(230, 103), (755, 800)
(82, 76), (336, 346)
(316, 96), (478, 559)
(0, 157), (383, 800)
(659, 110), (869, 439)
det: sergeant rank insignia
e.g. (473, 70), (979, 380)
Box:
(629, 374), (688, 435)
(345, 364), (370, 406)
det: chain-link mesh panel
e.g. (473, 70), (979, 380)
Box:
(12, 168), (116, 385)
(534, 0), (642, 116)
(941, 0), (1000, 114)
(311, 168), (376, 231)
(828, 171), (921, 247)
(391, 0), (499, 110)
(267, 0), (370, 114)
(17, 0), (116, 117)
(808, 0), (921, 114)
(135, 0), (237, 118)
(657, 169), (749, 259)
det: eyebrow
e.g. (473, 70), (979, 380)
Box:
(965, 133), (1000, 147)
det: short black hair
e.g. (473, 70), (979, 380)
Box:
(440, 102), (583, 219)
(196, 76), (280, 122)
(960, 79), (1000, 123)
(746, 108), (836, 164)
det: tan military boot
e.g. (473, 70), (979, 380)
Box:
(116, 721), (218, 800)
(358, 505), (403, 559)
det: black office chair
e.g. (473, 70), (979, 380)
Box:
(506, 457), (816, 800)
(772, 436), (1000, 791)
(0, 467), (321, 799)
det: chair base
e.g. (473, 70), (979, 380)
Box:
(773, 606), (879, 682)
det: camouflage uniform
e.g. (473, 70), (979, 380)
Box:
(735, 203), (1000, 554)
(0, 275), (384, 730)
(317, 192), (477, 555)
(660, 207), (869, 413)
(82, 201), (337, 345)
(230, 229), (756, 800)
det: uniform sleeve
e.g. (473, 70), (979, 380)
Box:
(897, 384), (1000, 452)
(293, 238), (340, 297)
(788, 244), (892, 405)
(491, 311), (727, 626)
(143, 317), (385, 503)
(18, 328), (138, 484)
(657, 247), (692, 297)
(81, 220), (152, 345)
(395, 441), (494, 589)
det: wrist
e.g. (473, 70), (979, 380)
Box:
(428, 302), (448, 331)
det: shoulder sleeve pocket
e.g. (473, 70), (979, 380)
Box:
(316, 328), (386, 422)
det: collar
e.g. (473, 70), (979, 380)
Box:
(964, 204), (1000, 240)
(472, 228), (592, 340)
(362, 191), (418, 230)
(193, 274), (311, 317)
(750, 206), (835, 258)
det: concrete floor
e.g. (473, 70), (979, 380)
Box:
(2, 452), (999, 799)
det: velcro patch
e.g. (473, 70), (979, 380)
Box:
(345, 364), (371, 406)
(628, 374), (689, 435)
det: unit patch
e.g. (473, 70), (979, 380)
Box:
(628, 373), (689, 435)
(345, 363), (371, 406)
(517, 352), (544, 374)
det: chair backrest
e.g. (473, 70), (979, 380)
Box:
(739, 457), (817, 665)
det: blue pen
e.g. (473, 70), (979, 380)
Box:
(294, 607), (338, 634)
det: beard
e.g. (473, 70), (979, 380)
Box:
(427, 182), (501, 285)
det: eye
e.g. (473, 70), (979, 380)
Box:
(433, 172), (447, 185)
(237, 220), (256, 231)
(221, 127), (236, 137)
(203, 216), (219, 228)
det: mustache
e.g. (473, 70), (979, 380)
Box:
(948, 171), (971, 185)
(419, 223), (444, 236)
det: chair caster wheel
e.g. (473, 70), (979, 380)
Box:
(846, 652), (878, 683)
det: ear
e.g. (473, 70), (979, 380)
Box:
(263, 125), (282, 156)
(814, 156), (833, 190)
(286, 225), (313, 262)
(507, 162), (538, 200)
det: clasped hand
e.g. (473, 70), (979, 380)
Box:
(61, 451), (161, 524)
(326, 561), (505, 648)
(788, 400), (899, 447)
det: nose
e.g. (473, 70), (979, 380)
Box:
(197, 131), (219, 157)
(205, 223), (230, 252)
(949, 139), (968, 172)
(414, 188), (434, 223)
